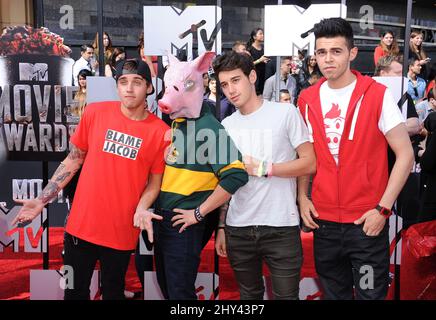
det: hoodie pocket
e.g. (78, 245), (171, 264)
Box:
(339, 162), (376, 207)
(312, 162), (338, 206)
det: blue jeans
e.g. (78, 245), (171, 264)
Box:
(154, 209), (206, 300)
(225, 225), (303, 300)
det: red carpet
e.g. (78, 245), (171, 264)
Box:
(0, 227), (242, 300)
(0, 228), (317, 300)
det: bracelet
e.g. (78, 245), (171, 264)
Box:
(256, 160), (272, 177)
(267, 162), (273, 177)
(217, 226), (225, 230)
(194, 207), (204, 222)
(256, 160), (266, 177)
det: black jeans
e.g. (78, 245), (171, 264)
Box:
(63, 232), (132, 300)
(154, 209), (206, 300)
(225, 225), (303, 300)
(313, 219), (390, 300)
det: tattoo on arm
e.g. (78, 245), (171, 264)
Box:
(38, 181), (60, 205)
(53, 163), (66, 177)
(67, 144), (87, 162)
(55, 171), (72, 183)
(219, 201), (229, 227)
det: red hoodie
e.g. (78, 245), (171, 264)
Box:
(298, 70), (389, 223)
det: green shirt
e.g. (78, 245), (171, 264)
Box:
(158, 103), (248, 211)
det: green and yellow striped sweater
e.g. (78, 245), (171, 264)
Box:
(158, 104), (248, 211)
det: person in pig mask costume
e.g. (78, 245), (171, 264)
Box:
(155, 51), (248, 300)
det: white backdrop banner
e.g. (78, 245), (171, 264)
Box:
(143, 6), (222, 58)
(264, 4), (347, 57)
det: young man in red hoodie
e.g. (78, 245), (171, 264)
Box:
(297, 18), (414, 300)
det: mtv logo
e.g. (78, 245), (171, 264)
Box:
(143, 6), (222, 57)
(299, 277), (323, 300)
(30, 270), (99, 300)
(19, 63), (49, 81)
(264, 4), (347, 56)
(144, 272), (219, 300)
(0, 205), (47, 253)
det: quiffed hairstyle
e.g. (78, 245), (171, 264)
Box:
(80, 43), (94, 53)
(408, 56), (419, 68)
(313, 17), (354, 50)
(374, 55), (403, 76)
(212, 51), (255, 79)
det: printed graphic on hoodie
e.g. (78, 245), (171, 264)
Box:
(320, 80), (356, 164)
(324, 103), (345, 158)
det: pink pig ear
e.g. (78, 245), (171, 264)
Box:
(192, 51), (216, 73)
(167, 53), (180, 66)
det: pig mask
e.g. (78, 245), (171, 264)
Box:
(158, 51), (216, 119)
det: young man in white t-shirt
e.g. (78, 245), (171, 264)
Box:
(297, 18), (414, 300)
(212, 51), (316, 300)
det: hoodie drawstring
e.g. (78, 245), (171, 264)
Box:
(305, 104), (314, 143)
(348, 95), (364, 141)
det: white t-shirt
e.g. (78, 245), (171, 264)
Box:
(222, 100), (310, 227)
(73, 57), (92, 86)
(320, 80), (405, 164)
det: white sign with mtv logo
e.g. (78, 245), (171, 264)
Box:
(19, 63), (48, 81)
(264, 4), (347, 56)
(143, 6), (222, 58)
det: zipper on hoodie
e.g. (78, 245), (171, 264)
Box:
(336, 94), (364, 223)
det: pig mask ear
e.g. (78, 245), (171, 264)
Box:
(192, 51), (216, 74)
(167, 53), (180, 66)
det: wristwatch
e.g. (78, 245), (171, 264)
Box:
(375, 204), (392, 219)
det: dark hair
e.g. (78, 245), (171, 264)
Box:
(138, 31), (144, 55)
(212, 51), (255, 79)
(77, 68), (93, 81)
(279, 89), (290, 94)
(80, 44), (94, 53)
(379, 30), (400, 56)
(103, 32), (112, 47)
(109, 47), (125, 68)
(247, 28), (263, 48)
(313, 17), (354, 49)
(280, 56), (293, 64)
(408, 57), (419, 68)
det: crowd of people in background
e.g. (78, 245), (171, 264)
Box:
(69, 26), (435, 227)
(61, 22), (436, 300)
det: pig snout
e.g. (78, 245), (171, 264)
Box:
(158, 101), (172, 114)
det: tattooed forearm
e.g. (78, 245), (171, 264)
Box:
(67, 144), (87, 162)
(55, 171), (72, 183)
(53, 163), (66, 177)
(218, 201), (229, 227)
(38, 181), (60, 205)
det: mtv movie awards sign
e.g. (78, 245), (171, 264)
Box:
(0, 26), (78, 161)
